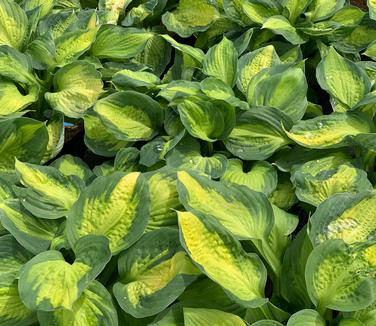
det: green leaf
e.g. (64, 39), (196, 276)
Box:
(94, 91), (163, 141)
(262, 16), (307, 45)
(161, 35), (204, 63)
(249, 65), (308, 122)
(162, 0), (220, 38)
(66, 172), (149, 254)
(287, 309), (326, 326)
(222, 159), (277, 196)
(91, 25), (153, 59)
(166, 135), (228, 179)
(222, 0), (253, 26)
(146, 169), (182, 231)
(0, 81), (38, 119)
(178, 97), (235, 142)
(291, 156), (372, 207)
(45, 61), (103, 118)
(0, 0), (28, 50)
(309, 191), (376, 246)
(179, 211), (268, 308)
(282, 0), (311, 24)
(0, 118), (48, 178)
(55, 27), (98, 67)
(37, 280), (118, 326)
(42, 111), (65, 163)
(23, 0), (55, 17)
(0, 234), (35, 326)
(317, 47), (371, 109)
(370, 0), (376, 21)
(0, 46), (38, 85)
(99, 0), (129, 24)
(224, 107), (293, 160)
(112, 69), (161, 90)
(113, 229), (199, 318)
(200, 77), (235, 101)
(306, 0), (346, 22)
(305, 239), (376, 312)
(364, 40), (376, 61)
(285, 112), (372, 149)
(281, 226), (312, 310)
(0, 199), (60, 254)
(51, 154), (94, 184)
(203, 36), (238, 86)
(14, 159), (83, 219)
(237, 45), (280, 95)
(177, 170), (274, 241)
(84, 111), (131, 157)
(242, 0), (281, 25)
(26, 32), (57, 70)
(19, 235), (111, 311)
(183, 308), (247, 326)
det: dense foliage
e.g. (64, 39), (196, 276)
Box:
(0, 0), (375, 325)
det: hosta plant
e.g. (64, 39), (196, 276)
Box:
(0, 0), (375, 325)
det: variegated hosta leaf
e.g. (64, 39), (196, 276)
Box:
(269, 174), (297, 210)
(222, 159), (277, 196)
(162, 0), (220, 38)
(305, 239), (376, 312)
(66, 172), (149, 254)
(19, 235), (111, 311)
(317, 47), (371, 109)
(55, 27), (98, 67)
(222, 0), (253, 26)
(249, 65), (308, 122)
(224, 107), (293, 160)
(161, 34), (204, 64)
(84, 111), (131, 157)
(286, 309), (326, 326)
(0, 118), (48, 179)
(370, 0), (376, 21)
(237, 45), (280, 95)
(165, 135), (228, 179)
(200, 77), (235, 101)
(291, 157), (372, 207)
(348, 301), (376, 326)
(177, 170), (274, 241)
(0, 81), (38, 119)
(0, 234), (35, 325)
(42, 111), (65, 164)
(94, 91), (163, 141)
(136, 34), (172, 77)
(15, 160), (84, 219)
(45, 61), (103, 118)
(242, 0), (281, 25)
(91, 25), (153, 59)
(310, 191), (376, 246)
(23, 0), (54, 18)
(364, 41), (376, 61)
(51, 154), (94, 184)
(252, 321), (284, 326)
(202, 36), (238, 86)
(0, 177), (13, 201)
(0, 0), (28, 50)
(245, 302), (290, 325)
(146, 169), (182, 231)
(37, 281), (119, 326)
(285, 112), (372, 149)
(26, 32), (57, 70)
(158, 81), (201, 102)
(112, 69), (161, 91)
(305, 0), (346, 22)
(122, 0), (168, 27)
(183, 308), (247, 326)
(179, 278), (245, 315)
(178, 97), (235, 142)
(281, 226), (312, 310)
(282, 0), (311, 24)
(0, 46), (38, 85)
(178, 211), (268, 308)
(113, 229), (200, 318)
(262, 15), (306, 45)
(0, 199), (60, 254)
(99, 0), (129, 24)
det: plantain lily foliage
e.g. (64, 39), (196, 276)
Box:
(0, 0), (376, 325)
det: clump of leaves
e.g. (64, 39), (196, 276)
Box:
(0, 0), (375, 325)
